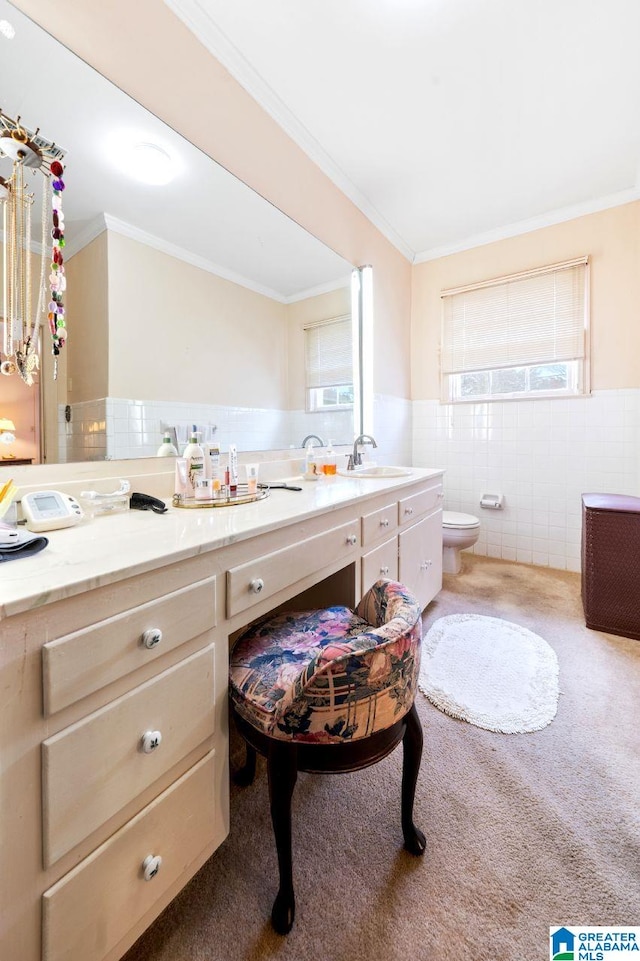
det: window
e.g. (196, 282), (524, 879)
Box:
(304, 315), (353, 412)
(441, 257), (590, 402)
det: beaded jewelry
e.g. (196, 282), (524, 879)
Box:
(0, 109), (67, 383)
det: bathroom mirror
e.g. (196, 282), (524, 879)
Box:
(0, 0), (356, 464)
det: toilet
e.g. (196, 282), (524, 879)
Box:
(442, 511), (481, 574)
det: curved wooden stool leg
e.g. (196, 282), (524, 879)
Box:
(267, 741), (298, 934)
(233, 742), (257, 787)
(401, 703), (426, 856)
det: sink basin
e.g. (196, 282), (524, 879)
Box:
(337, 465), (413, 478)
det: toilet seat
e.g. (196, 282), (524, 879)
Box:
(442, 510), (480, 530)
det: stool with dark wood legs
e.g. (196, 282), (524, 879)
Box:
(229, 579), (426, 934)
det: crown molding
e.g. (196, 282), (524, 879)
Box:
(63, 213), (108, 259)
(102, 214), (290, 301)
(64, 211), (348, 303)
(162, 0), (415, 263)
(284, 275), (351, 305)
(414, 186), (640, 264)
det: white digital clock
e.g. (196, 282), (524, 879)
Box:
(21, 490), (84, 532)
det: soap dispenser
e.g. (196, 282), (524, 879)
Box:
(323, 439), (337, 475)
(156, 432), (178, 457)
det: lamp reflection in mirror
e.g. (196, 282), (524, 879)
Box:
(351, 265), (374, 438)
(0, 416), (16, 458)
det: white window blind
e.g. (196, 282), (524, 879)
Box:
(441, 258), (589, 401)
(304, 315), (352, 390)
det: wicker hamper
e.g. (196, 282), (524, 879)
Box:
(581, 493), (640, 640)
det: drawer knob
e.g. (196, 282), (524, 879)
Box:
(249, 577), (265, 594)
(141, 628), (163, 650)
(405, 506), (414, 515)
(380, 565), (390, 575)
(420, 560), (433, 571)
(142, 854), (163, 881)
(437, 491), (444, 500)
(346, 534), (357, 546)
(380, 518), (389, 527)
(141, 730), (163, 754)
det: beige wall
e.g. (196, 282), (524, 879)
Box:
(286, 286), (351, 411)
(13, 0), (413, 404)
(106, 233), (288, 407)
(66, 232), (109, 403)
(412, 201), (640, 399)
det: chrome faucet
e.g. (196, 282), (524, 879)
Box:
(347, 434), (378, 469)
(301, 434), (324, 448)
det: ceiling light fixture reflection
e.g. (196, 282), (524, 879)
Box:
(125, 142), (177, 186)
(0, 19), (15, 39)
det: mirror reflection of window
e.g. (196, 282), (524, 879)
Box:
(304, 315), (353, 413)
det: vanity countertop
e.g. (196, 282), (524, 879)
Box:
(0, 468), (444, 620)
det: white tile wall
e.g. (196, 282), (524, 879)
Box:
(62, 398), (355, 462)
(373, 394), (413, 466)
(62, 389), (637, 574)
(412, 389), (640, 572)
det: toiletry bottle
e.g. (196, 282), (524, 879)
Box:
(157, 432), (178, 457)
(323, 439), (337, 475)
(183, 432), (205, 499)
(228, 444), (238, 496)
(208, 444), (222, 498)
(304, 442), (319, 480)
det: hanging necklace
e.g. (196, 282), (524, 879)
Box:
(0, 110), (67, 384)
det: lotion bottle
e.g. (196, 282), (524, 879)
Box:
(156, 432), (178, 457)
(304, 442), (319, 480)
(183, 432), (205, 499)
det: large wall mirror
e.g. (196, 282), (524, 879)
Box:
(0, 0), (358, 465)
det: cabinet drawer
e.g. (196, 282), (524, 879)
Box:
(398, 483), (443, 526)
(361, 501), (397, 546)
(43, 576), (216, 715)
(42, 752), (219, 961)
(362, 537), (399, 592)
(226, 518), (360, 617)
(42, 645), (215, 868)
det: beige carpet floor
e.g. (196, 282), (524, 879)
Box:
(123, 555), (640, 961)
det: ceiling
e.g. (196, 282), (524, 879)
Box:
(0, 0), (351, 301)
(165, 0), (640, 262)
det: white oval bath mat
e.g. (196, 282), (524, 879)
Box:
(419, 613), (559, 733)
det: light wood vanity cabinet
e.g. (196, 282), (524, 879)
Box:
(361, 478), (443, 609)
(1, 555), (228, 961)
(0, 469), (442, 961)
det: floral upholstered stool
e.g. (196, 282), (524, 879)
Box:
(229, 578), (426, 934)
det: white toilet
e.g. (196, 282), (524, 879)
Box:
(442, 511), (481, 574)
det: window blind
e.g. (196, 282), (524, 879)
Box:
(441, 258), (589, 379)
(304, 315), (352, 389)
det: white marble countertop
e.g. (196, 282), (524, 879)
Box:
(0, 468), (443, 620)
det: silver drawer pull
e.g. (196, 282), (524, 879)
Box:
(142, 854), (162, 881)
(380, 565), (390, 575)
(249, 578), (265, 594)
(141, 730), (163, 754)
(380, 518), (389, 527)
(141, 628), (163, 650)
(346, 534), (357, 546)
(420, 560), (433, 571)
(405, 506), (414, 515)
(437, 491), (444, 500)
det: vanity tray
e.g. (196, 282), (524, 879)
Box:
(172, 489), (269, 509)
